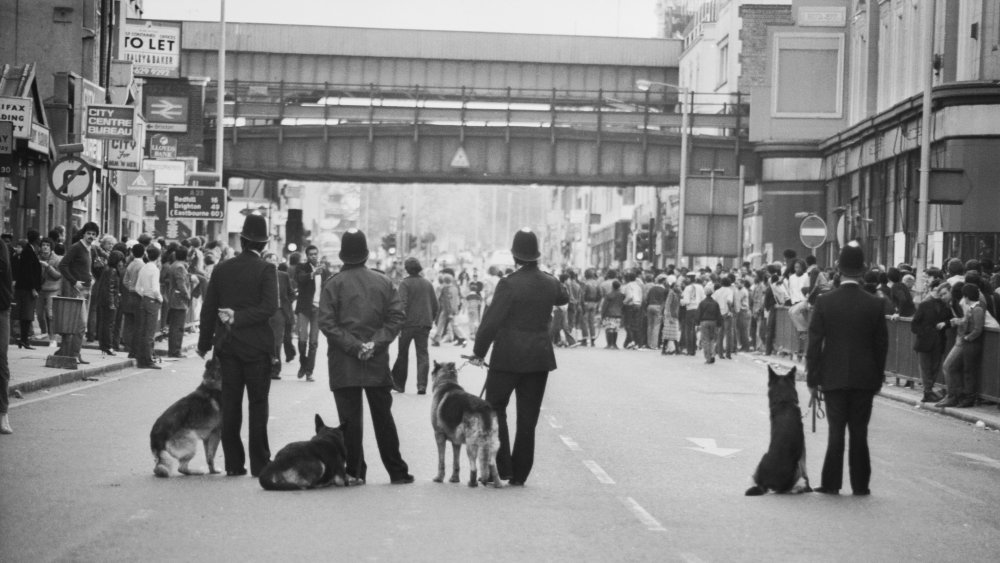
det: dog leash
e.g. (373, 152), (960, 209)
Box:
(806, 389), (825, 433)
(460, 354), (490, 398)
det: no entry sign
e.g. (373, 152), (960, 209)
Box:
(799, 215), (828, 249)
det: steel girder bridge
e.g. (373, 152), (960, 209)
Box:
(203, 80), (750, 185)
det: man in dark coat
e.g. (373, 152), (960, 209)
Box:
(391, 257), (439, 394)
(12, 230), (42, 347)
(1, 237), (14, 434)
(198, 215), (279, 478)
(58, 222), (99, 363)
(164, 246), (192, 358)
(470, 228), (569, 486)
(318, 229), (412, 485)
(807, 241), (889, 496)
(910, 282), (953, 402)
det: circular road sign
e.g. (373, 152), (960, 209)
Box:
(799, 215), (828, 249)
(48, 156), (94, 202)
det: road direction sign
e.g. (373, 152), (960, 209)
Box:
(48, 156), (94, 201)
(167, 187), (225, 220)
(799, 215), (828, 249)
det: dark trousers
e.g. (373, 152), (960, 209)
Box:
(219, 353), (272, 475)
(622, 304), (641, 347)
(332, 386), (409, 482)
(282, 310), (295, 360)
(917, 348), (944, 390)
(821, 389), (876, 492)
(97, 305), (119, 352)
(166, 308), (187, 356)
(0, 309), (9, 414)
(682, 308), (698, 354)
(943, 340), (983, 399)
(120, 291), (138, 352)
(391, 326), (430, 392)
(484, 370), (549, 483)
(135, 297), (160, 366)
(764, 309), (778, 355)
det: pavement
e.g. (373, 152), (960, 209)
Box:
(6, 330), (201, 398)
(6, 334), (1000, 431)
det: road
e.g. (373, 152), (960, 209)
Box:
(2, 340), (999, 562)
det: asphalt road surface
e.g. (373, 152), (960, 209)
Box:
(2, 340), (999, 562)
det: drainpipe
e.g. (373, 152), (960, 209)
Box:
(914, 0), (935, 294)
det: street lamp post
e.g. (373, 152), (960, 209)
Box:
(636, 79), (689, 269)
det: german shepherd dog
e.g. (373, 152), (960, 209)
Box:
(258, 414), (350, 491)
(150, 357), (223, 477)
(431, 361), (502, 488)
(745, 366), (812, 496)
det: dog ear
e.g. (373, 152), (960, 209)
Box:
(315, 414), (324, 431)
(767, 365), (778, 385)
(787, 366), (797, 383)
(433, 360), (440, 370)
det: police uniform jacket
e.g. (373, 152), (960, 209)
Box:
(318, 264), (405, 390)
(806, 282), (889, 391)
(473, 264), (569, 373)
(198, 250), (278, 361)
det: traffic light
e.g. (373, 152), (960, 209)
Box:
(635, 229), (651, 261)
(613, 220), (629, 262)
(285, 209), (303, 254)
(381, 233), (397, 255)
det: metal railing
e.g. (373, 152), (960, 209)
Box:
(771, 306), (1000, 402)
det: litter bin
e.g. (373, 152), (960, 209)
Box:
(51, 296), (84, 334)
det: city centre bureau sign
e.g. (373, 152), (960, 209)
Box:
(167, 187), (225, 220)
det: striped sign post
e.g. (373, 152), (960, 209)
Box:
(799, 215), (828, 249)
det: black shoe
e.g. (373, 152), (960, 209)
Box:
(508, 480), (525, 487)
(852, 489), (871, 496)
(417, 390), (426, 395)
(392, 385), (405, 393)
(390, 474), (415, 484)
(813, 487), (840, 495)
(76, 357), (90, 365)
(102, 349), (117, 356)
(297, 369), (305, 380)
(935, 397), (958, 408)
(138, 363), (162, 370)
(271, 375), (282, 380)
(226, 469), (248, 477)
(955, 397), (976, 408)
(921, 392), (939, 403)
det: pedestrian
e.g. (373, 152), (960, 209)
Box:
(696, 284), (722, 364)
(579, 268), (601, 347)
(661, 278), (681, 354)
(163, 246), (192, 358)
(0, 235), (14, 434)
(294, 245), (327, 381)
(391, 257), (439, 394)
(58, 222), (99, 364)
(87, 234), (114, 342)
(12, 229), (42, 348)
(134, 245), (163, 369)
(469, 228), (569, 486)
(465, 277), (484, 338)
(644, 275), (667, 351)
(712, 276), (736, 360)
(96, 250), (125, 356)
(121, 242), (146, 357)
(806, 242), (889, 496)
(198, 214), (279, 478)
(600, 280), (624, 349)
(680, 273), (705, 356)
(911, 282), (953, 402)
(621, 270), (643, 350)
(264, 252), (295, 380)
(936, 283), (986, 409)
(37, 237), (62, 342)
(318, 228), (413, 485)
(432, 272), (465, 347)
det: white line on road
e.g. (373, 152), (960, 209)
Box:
(546, 414), (563, 429)
(622, 497), (665, 532)
(917, 477), (986, 506)
(678, 552), (708, 563)
(954, 452), (1000, 470)
(560, 435), (582, 451)
(582, 460), (615, 484)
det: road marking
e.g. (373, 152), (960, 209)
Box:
(954, 452), (1000, 470)
(582, 460), (615, 484)
(560, 435), (582, 452)
(917, 477), (985, 506)
(684, 437), (741, 457)
(128, 509), (154, 521)
(679, 553), (708, 563)
(622, 497), (665, 532)
(546, 415), (563, 429)
(9, 368), (157, 408)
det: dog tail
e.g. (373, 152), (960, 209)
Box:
(259, 460), (326, 491)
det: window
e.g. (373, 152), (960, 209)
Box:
(772, 33), (845, 118)
(717, 38), (729, 88)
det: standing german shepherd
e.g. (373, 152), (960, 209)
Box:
(430, 361), (502, 488)
(258, 414), (350, 491)
(745, 366), (812, 495)
(150, 357), (223, 477)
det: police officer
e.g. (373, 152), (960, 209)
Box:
(470, 228), (569, 486)
(198, 214), (279, 477)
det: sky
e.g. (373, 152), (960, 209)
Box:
(142, 0), (661, 38)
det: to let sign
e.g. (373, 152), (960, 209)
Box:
(124, 20), (182, 78)
(85, 105), (135, 140)
(0, 96), (33, 139)
(167, 187), (225, 220)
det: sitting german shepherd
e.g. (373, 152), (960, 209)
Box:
(150, 357), (223, 477)
(258, 415), (350, 491)
(745, 366), (812, 496)
(431, 361), (502, 488)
